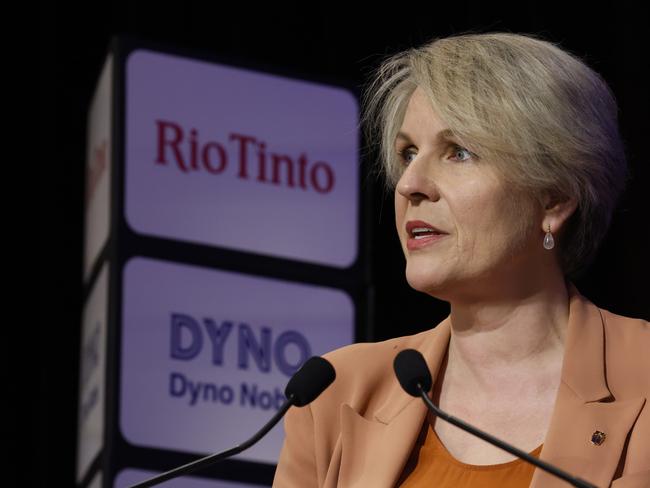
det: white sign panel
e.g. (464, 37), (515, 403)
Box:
(84, 55), (113, 282)
(125, 49), (359, 268)
(120, 257), (354, 464)
(115, 469), (268, 488)
(77, 264), (108, 482)
(89, 472), (102, 488)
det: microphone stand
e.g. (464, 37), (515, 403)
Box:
(128, 394), (294, 488)
(417, 385), (597, 488)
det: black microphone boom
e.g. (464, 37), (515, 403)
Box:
(393, 349), (597, 488)
(128, 356), (335, 488)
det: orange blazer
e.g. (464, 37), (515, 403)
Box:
(273, 284), (649, 488)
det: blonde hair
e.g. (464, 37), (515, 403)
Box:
(360, 31), (628, 277)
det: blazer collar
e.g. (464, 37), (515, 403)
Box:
(559, 282), (612, 402)
(374, 317), (452, 424)
(530, 284), (645, 487)
(334, 319), (451, 487)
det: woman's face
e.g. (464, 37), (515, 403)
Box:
(394, 87), (541, 300)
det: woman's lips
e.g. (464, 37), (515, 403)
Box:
(406, 232), (448, 251)
(405, 219), (448, 251)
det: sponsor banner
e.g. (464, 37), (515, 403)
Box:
(125, 49), (359, 267)
(84, 55), (113, 282)
(115, 469), (268, 488)
(77, 264), (109, 482)
(120, 257), (354, 464)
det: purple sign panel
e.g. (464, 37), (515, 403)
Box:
(120, 257), (354, 464)
(125, 50), (359, 267)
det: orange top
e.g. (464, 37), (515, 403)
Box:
(398, 423), (543, 488)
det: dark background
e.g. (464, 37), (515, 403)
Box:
(39, 2), (648, 487)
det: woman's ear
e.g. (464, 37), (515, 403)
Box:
(541, 192), (578, 235)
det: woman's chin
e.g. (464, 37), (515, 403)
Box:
(405, 268), (449, 296)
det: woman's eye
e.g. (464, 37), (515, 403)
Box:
(396, 144), (477, 166)
(397, 148), (417, 165)
(450, 145), (475, 162)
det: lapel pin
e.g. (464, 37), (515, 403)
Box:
(590, 430), (606, 446)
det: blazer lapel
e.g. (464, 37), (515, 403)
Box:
(336, 319), (452, 488)
(530, 285), (646, 488)
(337, 398), (427, 488)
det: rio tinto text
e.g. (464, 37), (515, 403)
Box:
(154, 120), (336, 194)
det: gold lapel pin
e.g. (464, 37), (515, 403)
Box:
(590, 430), (606, 446)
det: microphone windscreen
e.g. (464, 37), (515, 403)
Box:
(285, 356), (336, 407)
(394, 349), (433, 397)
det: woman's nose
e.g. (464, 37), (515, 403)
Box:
(395, 156), (439, 202)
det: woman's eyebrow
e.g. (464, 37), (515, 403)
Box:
(396, 128), (455, 144)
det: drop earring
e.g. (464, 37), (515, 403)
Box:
(543, 224), (555, 250)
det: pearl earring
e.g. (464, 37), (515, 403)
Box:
(543, 224), (555, 250)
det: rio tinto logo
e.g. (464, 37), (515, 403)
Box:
(154, 120), (336, 194)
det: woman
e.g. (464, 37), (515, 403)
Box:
(273, 32), (649, 488)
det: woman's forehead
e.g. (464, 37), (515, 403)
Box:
(399, 93), (453, 141)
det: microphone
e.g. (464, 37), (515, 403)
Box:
(128, 356), (336, 488)
(393, 349), (596, 488)
(285, 355), (336, 406)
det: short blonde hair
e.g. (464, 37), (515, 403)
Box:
(360, 31), (628, 277)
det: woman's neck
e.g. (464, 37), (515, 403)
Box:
(445, 276), (569, 393)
